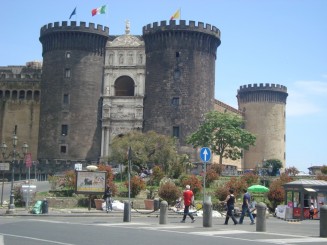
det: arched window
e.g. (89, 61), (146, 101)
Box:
(114, 76), (134, 96)
(26, 90), (33, 100)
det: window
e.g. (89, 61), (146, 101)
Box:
(173, 69), (181, 80)
(63, 94), (69, 104)
(60, 145), (67, 154)
(176, 51), (180, 58)
(61, 124), (68, 136)
(173, 126), (180, 138)
(172, 97), (180, 106)
(65, 68), (71, 78)
(114, 76), (134, 96)
(66, 52), (71, 59)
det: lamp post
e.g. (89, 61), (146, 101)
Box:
(257, 160), (273, 187)
(0, 127), (29, 214)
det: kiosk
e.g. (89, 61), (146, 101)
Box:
(283, 179), (327, 220)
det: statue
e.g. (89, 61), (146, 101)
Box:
(125, 20), (130, 35)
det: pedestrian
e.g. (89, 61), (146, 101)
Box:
(180, 185), (195, 223)
(223, 189), (238, 225)
(103, 185), (112, 212)
(239, 188), (255, 224)
(309, 202), (314, 219)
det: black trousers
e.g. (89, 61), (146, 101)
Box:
(225, 205), (238, 224)
(182, 205), (194, 220)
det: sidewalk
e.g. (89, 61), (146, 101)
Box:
(0, 206), (181, 217)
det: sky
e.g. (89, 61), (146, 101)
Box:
(0, 0), (326, 173)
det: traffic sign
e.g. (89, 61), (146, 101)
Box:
(200, 147), (211, 162)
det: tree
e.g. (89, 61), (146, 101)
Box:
(186, 111), (256, 164)
(264, 159), (283, 176)
(285, 166), (300, 176)
(109, 131), (179, 175)
(321, 165), (327, 175)
(267, 173), (293, 211)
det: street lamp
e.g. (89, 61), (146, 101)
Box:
(257, 161), (273, 186)
(0, 129), (29, 214)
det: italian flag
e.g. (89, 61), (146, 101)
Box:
(91, 5), (107, 16)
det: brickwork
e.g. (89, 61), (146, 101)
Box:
(38, 22), (109, 165)
(142, 20), (221, 155)
(237, 83), (288, 170)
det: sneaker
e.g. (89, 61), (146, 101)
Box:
(191, 219), (195, 223)
(250, 222), (255, 225)
(180, 220), (185, 223)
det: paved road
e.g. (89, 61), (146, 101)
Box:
(0, 214), (326, 245)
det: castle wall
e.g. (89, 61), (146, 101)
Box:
(0, 64), (41, 164)
(213, 99), (243, 169)
(142, 20), (221, 156)
(38, 22), (109, 166)
(237, 83), (288, 170)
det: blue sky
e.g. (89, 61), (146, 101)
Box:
(0, 0), (326, 172)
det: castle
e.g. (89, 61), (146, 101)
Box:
(0, 20), (288, 177)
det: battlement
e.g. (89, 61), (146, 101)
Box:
(40, 21), (109, 37)
(143, 20), (220, 39)
(238, 83), (287, 93)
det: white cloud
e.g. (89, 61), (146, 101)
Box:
(287, 80), (327, 117)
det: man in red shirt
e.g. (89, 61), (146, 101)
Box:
(181, 185), (195, 223)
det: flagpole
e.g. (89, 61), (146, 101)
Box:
(180, 8), (181, 20)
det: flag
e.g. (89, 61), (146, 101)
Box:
(170, 8), (181, 20)
(69, 7), (76, 19)
(91, 5), (107, 16)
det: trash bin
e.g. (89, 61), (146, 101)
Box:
(42, 199), (48, 214)
(154, 198), (160, 211)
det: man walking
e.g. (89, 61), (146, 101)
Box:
(181, 185), (195, 223)
(239, 188), (255, 225)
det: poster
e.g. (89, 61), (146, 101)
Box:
(75, 171), (107, 194)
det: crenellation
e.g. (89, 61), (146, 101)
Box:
(142, 20), (221, 38)
(238, 83), (287, 93)
(40, 21), (109, 36)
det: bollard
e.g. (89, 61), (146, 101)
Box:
(123, 201), (131, 222)
(256, 202), (267, 232)
(159, 200), (168, 224)
(320, 205), (327, 237)
(203, 200), (212, 227)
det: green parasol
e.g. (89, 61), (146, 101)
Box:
(247, 184), (269, 193)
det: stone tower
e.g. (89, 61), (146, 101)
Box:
(142, 20), (221, 154)
(38, 21), (109, 166)
(237, 83), (288, 170)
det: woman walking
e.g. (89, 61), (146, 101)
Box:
(223, 189), (238, 225)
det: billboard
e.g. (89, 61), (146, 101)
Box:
(75, 171), (107, 194)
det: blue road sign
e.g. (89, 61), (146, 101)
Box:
(200, 147), (211, 162)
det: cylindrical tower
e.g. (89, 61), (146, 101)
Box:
(38, 21), (109, 165)
(142, 20), (221, 151)
(237, 83), (288, 170)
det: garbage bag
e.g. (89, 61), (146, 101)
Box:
(31, 200), (43, 214)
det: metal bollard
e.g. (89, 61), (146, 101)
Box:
(123, 201), (131, 222)
(159, 200), (168, 224)
(256, 202), (267, 232)
(320, 205), (327, 237)
(203, 200), (212, 227)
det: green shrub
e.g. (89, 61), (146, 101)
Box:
(180, 174), (202, 196)
(158, 182), (181, 206)
(124, 175), (146, 198)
